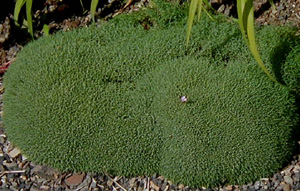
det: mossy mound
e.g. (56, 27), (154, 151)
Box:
(3, 2), (300, 187)
(283, 45), (300, 94)
(137, 57), (297, 187)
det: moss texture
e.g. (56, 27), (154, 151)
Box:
(3, 1), (300, 187)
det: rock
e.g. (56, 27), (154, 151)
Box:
(217, 4), (225, 13)
(1, 189), (13, 191)
(254, 181), (261, 190)
(169, 184), (177, 190)
(224, 6), (230, 16)
(0, 136), (5, 144)
(150, 180), (160, 191)
(210, 0), (220, 5)
(10, 181), (17, 188)
(280, 182), (291, 191)
(7, 148), (21, 159)
(225, 185), (233, 191)
(65, 173), (85, 187)
(32, 165), (59, 180)
(0, 164), (5, 171)
(161, 182), (167, 191)
(90, 178), (97, 188)
(294, 172), (300, 180)
(18, 183), (26, 190)
(107, 179), (113, 187)
(152, 177), (159, 186)
(274, 173), (283, 181)
(242, 185), (248, 190)
(178, 184), (185, 189)
(248, 186), (256, 191)
(283, 175), (293, 185)
(275, 185), (283, 191)
(0, 155), (4, 164)
(77, 173), (91, 189)
(293, 183), (300, 190)
(40, 185), (50, 190)
(29, 187), (40, 191)
(4, 161), (18, 171)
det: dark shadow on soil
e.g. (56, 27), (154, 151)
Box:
(254, 0), (280, 18)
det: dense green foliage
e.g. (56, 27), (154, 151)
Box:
(138, 57), (297, 186)
(283, 45), (300, 94)
(3, 2), (300, 187)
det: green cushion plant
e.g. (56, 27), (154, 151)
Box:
(3, 2), (300, 187)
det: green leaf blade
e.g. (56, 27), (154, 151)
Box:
(91, 0), (99, 23)
(14, 0), (26, 25)
(26, 0), (33, 38)
(186, 0), (201, 46)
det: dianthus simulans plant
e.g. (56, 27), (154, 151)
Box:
(187, 0), (277, 82)
(3, 2), (300, 187)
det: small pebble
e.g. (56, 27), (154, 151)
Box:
(65, 173), (85, 187)
(284, 175), (293, 185)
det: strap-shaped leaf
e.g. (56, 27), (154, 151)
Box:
(13, 0), (26, 25)
(186, 0), (202, 46)
(26, 0), (33, 38)
(237, 0), (277, 83)
(91, 0), (99, 22)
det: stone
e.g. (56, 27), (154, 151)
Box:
(254, 181), (261, 190)
(65, 173), (85, 187)
(242, 185), (248, 190)
(294, 172), (300, 180)
(150, 180), (160, 191)
(4, 161), (18, 171)
(224, 7), (230, 16)
(284, 175), (293, 185)
(32, 165), (59, 180)
(7, 148), (21, 159)
(293, 183), (300, 190)
(107, 179), (113, 187)
(274, 173), (283, 181)
(247, 186), (255, 191)
(210, 0), (220, 5)
(225, 185), (233, 191)
(178, 184), (184, 189)
(283, 184), (291, 191)
(18, 183), (26, 190)
(10, 181), (17, 188)
(40, 185), (50, 190)
(170, 184), (177, 190)
(0, 136), (5, 144)
(1, 189), (13, 191)
(161, 182), (167, 191)
(275, 185), (283, 191)
(90, 178), (97, 188)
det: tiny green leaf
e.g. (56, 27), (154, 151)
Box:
(43, 24), (50, 36)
